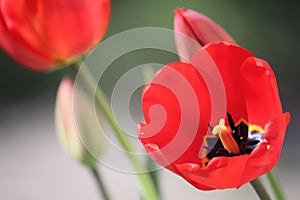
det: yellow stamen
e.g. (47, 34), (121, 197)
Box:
(249, 124), (265, 134)
(213, 119), (241, 154)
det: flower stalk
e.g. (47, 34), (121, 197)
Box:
(71, 62), (159, 200)
(266, 170), (286, 200)
(250, 178), (271, 200)
(91, 168), (111, 200)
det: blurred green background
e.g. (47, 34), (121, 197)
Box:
(0, 0), (299, 199)
(1, 0), (299, 106)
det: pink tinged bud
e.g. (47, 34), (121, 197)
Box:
(55, 78), (103, 168)
(174, 8), (235, 62)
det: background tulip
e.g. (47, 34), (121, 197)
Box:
(55, 78), (104, 168)
(0, 0), (110, 71)
(174, 8), (235, 62)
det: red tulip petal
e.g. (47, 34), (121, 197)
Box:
(0, 0), (57, 67)
(0, 22), (54, 70)
(38, 0), (110, 59)
(240, 57), (283, 127)
(139, 62), (211, 166)
(176, 163), (215, 190)
(265, 112), (290, 143)
(0, 4), (55, 70)
(239, 113), (290, 186)
(176, 155), (249, 189)
(188, 46), (227, 127)
(192, 42), (254, 123)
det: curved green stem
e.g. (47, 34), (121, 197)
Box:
(71, 62), (159, 200)
(91, 168), (111, 200)
(250, 178), (272, 200)
(266, 170), (286, 200)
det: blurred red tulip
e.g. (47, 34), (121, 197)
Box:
(174, 8), (235, 61)
(138, 42), (290, 190)
(0, 0), (110, 71)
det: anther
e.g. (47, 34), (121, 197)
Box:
(212, 119), (241, 154)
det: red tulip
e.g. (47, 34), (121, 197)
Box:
(174, 8), (235, 62)
(138, 42), (290, 190)
(0, 0), (110, 71)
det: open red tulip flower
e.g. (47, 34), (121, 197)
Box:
(139, 8), (290, 191)
(138, 41), (290, 190)
(0, 0), (110, 71)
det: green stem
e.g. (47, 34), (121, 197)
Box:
(91, 168), (111, 200)
(146, 157), (160, 198)
(71, 62), (159, 200)
(250, 178), (272, 200)
(265, 170), (286, 200)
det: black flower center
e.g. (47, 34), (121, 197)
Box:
(203, 113), (264, 164)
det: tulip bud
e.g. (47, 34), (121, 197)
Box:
(174, 8), (235, 61)
(0, 0), (110, 71)
(55, 78), (103, 168)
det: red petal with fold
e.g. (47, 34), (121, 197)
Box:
(139, 62), (211, 168)
(240, 57), (283, 127)
(201, 42), (254, 122)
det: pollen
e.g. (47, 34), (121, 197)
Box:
(212, 119), (226, 135)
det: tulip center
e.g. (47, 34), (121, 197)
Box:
(202, 113), (264, 165)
